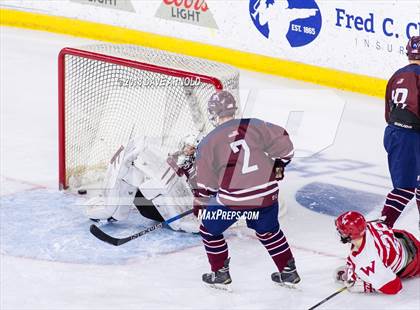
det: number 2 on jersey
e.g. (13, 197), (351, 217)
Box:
(230, 139), (259, 174)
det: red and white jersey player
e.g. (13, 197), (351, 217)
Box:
(335, 211), (419, 294)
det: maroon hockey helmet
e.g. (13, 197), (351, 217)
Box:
(406, 36), (420, 60)
(335, 211), (367, 244)
(207, 90), (237, 126)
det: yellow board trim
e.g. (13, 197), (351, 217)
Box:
(0, 8), (386, 98)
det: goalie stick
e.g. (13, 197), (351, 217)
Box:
(90, 209), (193, 246)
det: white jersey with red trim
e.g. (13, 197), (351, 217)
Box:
(346, 222), (407, 291)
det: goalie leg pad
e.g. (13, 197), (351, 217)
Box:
(85, 169), (140, 222)
(85, 196), (131, 222)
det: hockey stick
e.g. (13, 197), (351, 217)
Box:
(90, 209), (193, 246)
(307, 287), (347, 310)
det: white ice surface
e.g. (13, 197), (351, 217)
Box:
(1, 26), (419, 310)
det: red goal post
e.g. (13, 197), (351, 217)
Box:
(58, 45), (239, 190)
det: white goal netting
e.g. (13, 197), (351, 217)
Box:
(59, 44), (240, 190)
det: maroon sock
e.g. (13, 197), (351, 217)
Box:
(381, 188), (415, 227)
(256, 227), (293, 272)
(199, 224), (228, 272)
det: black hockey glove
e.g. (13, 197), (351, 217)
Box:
(273, 158), (291, 181)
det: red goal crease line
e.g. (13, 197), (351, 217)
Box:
(58, 47), (224, 190)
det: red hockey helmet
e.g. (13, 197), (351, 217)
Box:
(335, 211), (367, 243)
(207, 91), (237, 126)
(406, 36), (420, 60)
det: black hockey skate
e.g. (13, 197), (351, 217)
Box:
(271, 258), (301, 288)
(89, 216), (117, 223)
(202, 258), (232, 291)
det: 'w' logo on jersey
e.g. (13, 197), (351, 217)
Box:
(360, 260), (376, 276)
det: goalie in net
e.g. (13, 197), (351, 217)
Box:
(84, 132), (202, 233)
(58, 45), (242, 233)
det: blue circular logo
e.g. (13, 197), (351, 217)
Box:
(249, 0), (322, 47)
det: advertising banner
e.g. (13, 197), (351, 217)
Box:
(1, 0), (418, 80)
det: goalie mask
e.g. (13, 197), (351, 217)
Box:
(176, 133), (202, 167)
(335, 211), (367, 244)
(207, 90), (237, 126)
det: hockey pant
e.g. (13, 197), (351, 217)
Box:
(395, 229), (420, 278)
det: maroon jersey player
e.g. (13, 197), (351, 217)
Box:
(194, 90), (299, 290)
(381, 36), (420, 228)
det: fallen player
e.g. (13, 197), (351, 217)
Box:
(334, 211), (419, 294)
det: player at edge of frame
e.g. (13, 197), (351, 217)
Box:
(380, 36), (420, 229)
(334, 211), (419, 294)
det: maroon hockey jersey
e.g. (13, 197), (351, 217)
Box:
(195, 118), (294, 209)
(385, 64), (420, 130)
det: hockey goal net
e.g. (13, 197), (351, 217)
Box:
(59, 44), (240, 190)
